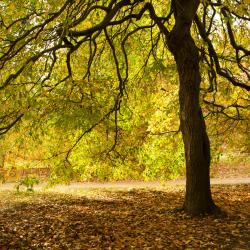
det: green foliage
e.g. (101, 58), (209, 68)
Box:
(139, 135), (185, 180)
(0, 0), (249, 184)
(16, 174), (39, 192)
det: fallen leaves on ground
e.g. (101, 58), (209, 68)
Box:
(0, 184), (249, 249)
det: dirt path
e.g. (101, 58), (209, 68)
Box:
(57, 177), (250, 189)
(1, 177), (250, 191)
(58, 177), (250, 189)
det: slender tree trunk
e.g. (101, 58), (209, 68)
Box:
(167, 0), (219, 215)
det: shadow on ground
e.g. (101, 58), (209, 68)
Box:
(0, 185), (249, 249)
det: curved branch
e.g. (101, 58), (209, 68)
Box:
(194, 15), (250, 91)
(220, 7), (250, 56)
(0, 114), (24, 136)
(68, 0), (133, 37)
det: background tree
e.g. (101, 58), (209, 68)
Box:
(0, 0), (249, 215)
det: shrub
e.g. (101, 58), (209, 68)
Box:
(16, 174), (39, 192)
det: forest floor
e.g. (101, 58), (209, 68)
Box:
(0, 183), (249, 249)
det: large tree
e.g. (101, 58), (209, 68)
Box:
(0, 0), (249, 215)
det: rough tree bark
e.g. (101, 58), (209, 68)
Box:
(167, 0), (219, 215)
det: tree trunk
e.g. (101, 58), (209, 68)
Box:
(167, 0), (219, 215)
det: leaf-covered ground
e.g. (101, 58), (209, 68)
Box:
(0, 184), (249, 249)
